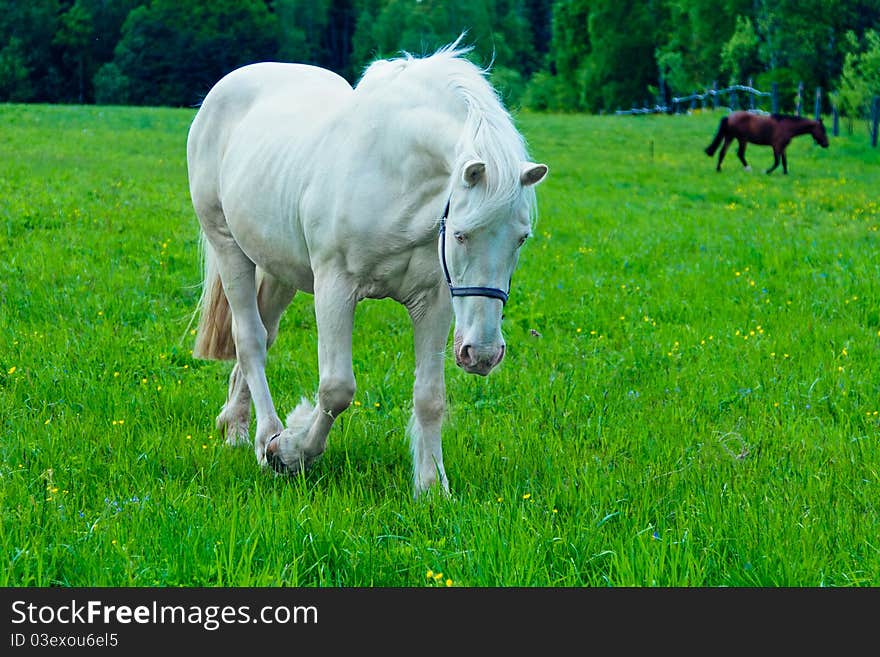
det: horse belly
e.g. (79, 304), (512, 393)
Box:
(232, 215), (315, 292)
(755, 126), (775, 145)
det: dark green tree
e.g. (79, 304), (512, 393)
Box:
(275, 0), (355, 78)
(837, 28), (880, 129)
(98, 0), (278, 107)
(0, 37), (34, 101)
(0, 0), (59, 102)
(719, 15), (762, 86)
(654, 0), (751, 100)
(276, 0), (331, 66)
(348, 0), (538, 104)
(1, 0), (878, 113)
(54, 1), (94, 103)
(524, 0), (554, 59)
(529, 0), (590, 111)
(580, 0), (665, 112)
(748, 0), (879, 112)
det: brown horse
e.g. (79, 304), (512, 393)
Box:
(705, 110), (829, 174)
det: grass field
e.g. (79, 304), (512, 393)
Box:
(1, 102), (878, 587)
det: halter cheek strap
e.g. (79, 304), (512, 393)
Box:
(437, 198), (510, 305)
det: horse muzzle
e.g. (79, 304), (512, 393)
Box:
(455, 342), (505, 376)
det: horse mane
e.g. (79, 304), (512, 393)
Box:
(354, 36), (538, 229)
(771, 113), (814, 123)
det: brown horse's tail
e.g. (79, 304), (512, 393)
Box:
(705, 116), (728, 156)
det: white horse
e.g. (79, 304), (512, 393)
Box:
(186, 39), (548, 497)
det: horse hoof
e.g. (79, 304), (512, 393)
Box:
(264, 429), (318, 475)
(264, 433), (289, 474)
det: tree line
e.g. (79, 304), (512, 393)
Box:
(1, 0), (878, 123)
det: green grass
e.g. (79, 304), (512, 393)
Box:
(1, 103), (878, 587)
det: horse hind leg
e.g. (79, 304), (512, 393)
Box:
(216, 270), (296, 446)
(716, 137), (734, 172)
(217, 364), (251, 446)
(197, 227), (288, 464)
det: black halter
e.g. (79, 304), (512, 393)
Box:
(437, 197), (510, 305)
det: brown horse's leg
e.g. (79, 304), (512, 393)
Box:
(767, 148), (781, 174)
(781, 150), (788, 174)
(716, 137), (733, 171)
(736, 139), (750, 170)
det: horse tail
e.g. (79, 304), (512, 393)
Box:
(705, 116), (728, 156)
(191, 232), (236, 360)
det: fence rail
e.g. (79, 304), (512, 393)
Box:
(615, 81), (879, 147)
(672, 84), (772, 113)
(615, 81), (775, 116)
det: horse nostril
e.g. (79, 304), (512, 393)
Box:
(460, 344), (475, 365)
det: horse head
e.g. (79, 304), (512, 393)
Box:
(813, 120), (830, 148)
(440, 159), (548, 376)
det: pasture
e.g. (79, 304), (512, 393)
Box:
(1, 103), (878, 586)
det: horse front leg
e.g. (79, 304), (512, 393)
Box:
(767, 139), (790, 174)
(736, 140), (750, 170)
(407, 287), (453, 498)
(266, 272), (356, 475)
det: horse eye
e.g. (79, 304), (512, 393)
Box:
(454, 231), (466, 244)
(518, 234), (529, 247)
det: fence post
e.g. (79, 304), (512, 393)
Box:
(872, 96), (879, 147)
(772, 82), (778, 114)
(832, 104), (839, 136)
(815, 87), (821, 120)
(712, 81), (718, 110)
(748, 78), (755, 110)
(796, 81), (803, 116)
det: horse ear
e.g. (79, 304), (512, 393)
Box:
(521, 162), (548, 187)
(462, 160), (486, 187)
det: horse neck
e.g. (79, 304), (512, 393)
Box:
(349, 72), (526, 230)
(792, 118), (818, 136)
(348, 100), (465, 231)
(355, 51), (528, 200)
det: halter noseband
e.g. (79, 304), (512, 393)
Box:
(437, 197), (510, 305)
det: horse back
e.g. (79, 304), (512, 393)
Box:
(187, 63), (353, 196)
(726, 111), (776, 145)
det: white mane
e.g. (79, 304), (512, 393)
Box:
(354, 38), (538, 229)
